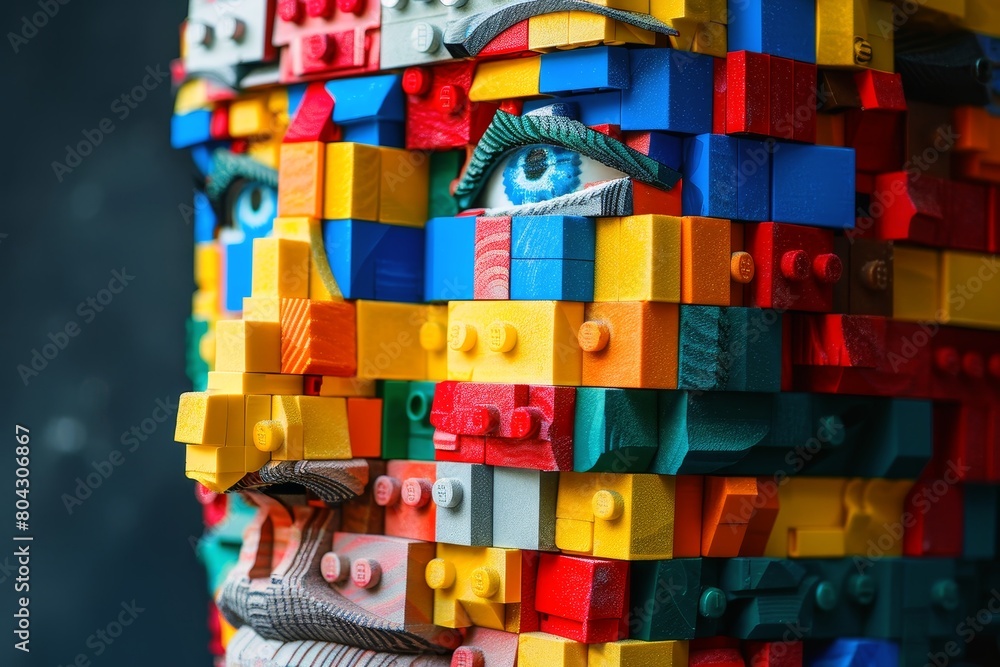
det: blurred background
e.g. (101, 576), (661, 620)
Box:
(1, 0), (211, 664)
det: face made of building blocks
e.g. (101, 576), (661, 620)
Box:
(172, 2), (1000, 666)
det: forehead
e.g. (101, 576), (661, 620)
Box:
(175, 0), (725, 160)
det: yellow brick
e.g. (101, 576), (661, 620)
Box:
(893, 246), (941, 322)
(529, 12), (570, 51)
(185, 445), (246, 493)
(194, 242), (219, 293)
(273, 216), (342, 300)
(356, 300), (433, 380)
(939, 250), (1000, 329)
(427, 544), (521, 630)
(842, 478), (913, 555)
(615, 20), (657, 45)
(470, 57), (542, 102)
(251, 237), (311, 298)
(174, 79), (210, 114)
(247, 139), (280, 170)
(692, 21), (727, 57)
(242, 296), (280, 322)
(555, 472), (675, 560)
(379, 147), (429, 227)
(192, 290), (218, 320)
(866, 0), (894, 73)
(229, 97), (269, 137)
(518, 632), (588, 667)
(583, 0), (650, 11)
(765, 477), (846, 558)
(960, 0), (1000, 37)
(273, 216), (313, 241)
(175, 392), (228, 445)
(215, 319), (281, 373)
(589, 640), (689, 667)
(651, 0), (711, 22)
(595, 215), (681, 302)
(568, 12), (616, 47)
(206, 371), (304, 395)
(270, 395), (352, 461)
(927, 0), (967, 19)
(324, 142), (380, 221)
(447, 301), (584, 386)
(223, 394), (245, 448)
(244, 395), (272, 472)
(317, 377), (377, 397)
(423, 304), (449, 381)
(817, 0), (894, 71)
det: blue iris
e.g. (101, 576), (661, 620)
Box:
(232, 181), (277, 235)
(501, 145), (582, 205)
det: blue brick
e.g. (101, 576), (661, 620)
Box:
(223, 241), (253, 312)
(511, 215), (595, 261)
(539, 46), (630, 94)
(325, 74), (405, 123)
(771, 143), (855, 229)
(633, 132), (684, 171)
(727, 0), (816, 63)
(682, 133), (738, 219)
(510, 258), (594, 301)
(193, 190), (216, 243)
(621, 48), (713, 135)
(806, 639), (899, 667)
(171, 110), (212, 148)
(425, 216), (475, 301)
(523, 92), (621, 126)
(323, 219), (424, 302)
(737, 138), (772, 221)
(342, 120), (405, 148)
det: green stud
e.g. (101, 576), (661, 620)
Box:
(815, 581), (838, 611)
(699, 587), (727, 619)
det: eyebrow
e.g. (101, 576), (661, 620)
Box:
(452, 110), (682, 210)
(206, 149), (278, 204)
(444, 0), (679, 58)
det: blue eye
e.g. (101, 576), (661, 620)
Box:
(501, 145), (582, 205)
(232, 181), (277, 234)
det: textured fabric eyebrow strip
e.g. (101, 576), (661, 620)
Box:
(452, 110), (682, 210)
(444, 0), (679, 58)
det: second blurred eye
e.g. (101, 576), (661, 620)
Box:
(232, 181), (277, 232)
(476, 144), (629, 210)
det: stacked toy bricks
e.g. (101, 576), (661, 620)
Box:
(170, 0), (1000, 665)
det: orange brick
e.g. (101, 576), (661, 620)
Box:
(632, 180), (682, 217)
(347, 397), (383, 458)
(579, 301), (678, 389)
(277, 141), (325, 218)
(279, 298), (357, 376)
(702, 477), (758, 556)
(681, 216), (731, 306)
(729, 222), (746, 306)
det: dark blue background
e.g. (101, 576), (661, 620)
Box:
(1, 1), (211, 664)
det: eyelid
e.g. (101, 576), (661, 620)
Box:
(453, 110), (681, 211)
(206, 149), (278, 205)
(444, 0), (679, 58)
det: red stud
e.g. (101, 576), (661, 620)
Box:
(935, 347), (961, 376)
(812, 253), (843, 284)
(402, 67), (431, 96)
(780, 249), (811, 281)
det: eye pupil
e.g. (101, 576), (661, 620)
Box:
(249, 187), (262, 211)
(523, 148), (549, 181)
